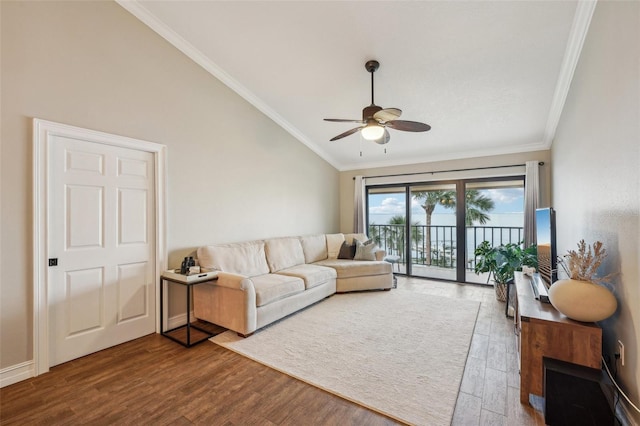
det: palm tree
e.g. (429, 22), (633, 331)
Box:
(386, 215), (424, 261)
(412, 191), (454, 264)
(367, 222), (382, 246)
(412, 189), (495, 265)
(387, 215), (406, 258)
(463, 190), (494, 226)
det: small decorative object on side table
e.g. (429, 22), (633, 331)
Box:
(160, 269), (219, 347)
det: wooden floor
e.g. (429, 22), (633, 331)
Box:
(0, 277), (545, 425)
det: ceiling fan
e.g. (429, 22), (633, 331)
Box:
(324, 60), (431, 145)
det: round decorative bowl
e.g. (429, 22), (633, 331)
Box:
(548, 278), (617, 322)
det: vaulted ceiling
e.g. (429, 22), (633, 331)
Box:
(118, 1), (595, 171)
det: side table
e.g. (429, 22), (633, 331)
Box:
(160, 270), (218, 347)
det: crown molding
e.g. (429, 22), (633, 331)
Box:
(543, 0), (598, 147)
(115, 0), (341, 170)
(338, 140), (550, 172)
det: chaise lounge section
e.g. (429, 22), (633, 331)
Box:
(193, 233), (393, 336)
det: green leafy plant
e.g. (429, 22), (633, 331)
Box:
(474, 241), (538, 284)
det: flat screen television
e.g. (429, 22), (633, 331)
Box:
(536, 207), (557, 286)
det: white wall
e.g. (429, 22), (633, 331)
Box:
(552, 1), (639, 421)
(0, 1), (339, 370)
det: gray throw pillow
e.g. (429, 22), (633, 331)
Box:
(354, 239), (378, 261)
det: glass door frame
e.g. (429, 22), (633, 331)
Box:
(366, 175), (525, 283)
(366, 180), (464, 280)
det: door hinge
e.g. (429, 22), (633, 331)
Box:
(48, 258), (58, 266)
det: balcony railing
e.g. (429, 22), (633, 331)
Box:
(368, 224), (524, 270)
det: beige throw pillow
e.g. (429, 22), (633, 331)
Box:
(354, 239), (378, 261)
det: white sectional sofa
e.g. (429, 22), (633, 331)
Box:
(194, 233), (393, 336)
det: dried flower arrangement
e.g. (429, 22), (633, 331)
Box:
(561, 239), (616, 286)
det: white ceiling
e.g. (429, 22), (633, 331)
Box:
(118, 1), (595, 171)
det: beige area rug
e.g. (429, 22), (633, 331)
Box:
(211, 290), (480, 426)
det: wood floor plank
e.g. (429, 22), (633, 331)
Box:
(460, 355), (486, 398)
(481, 367), (508, 416)
(451, 392), (481, 426)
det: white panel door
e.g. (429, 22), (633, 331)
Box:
(49, 135), (156, 366)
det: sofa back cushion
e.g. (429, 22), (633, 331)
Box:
(265, 237), (306, 272)
(326, 233), (345, 259)
(344, 233), (369, 244)
(300, 234), (328, 264)
(197, 241), (269, 277)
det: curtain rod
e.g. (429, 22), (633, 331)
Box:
(352, 162), (544, 180)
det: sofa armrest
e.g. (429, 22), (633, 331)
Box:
(193, 271), (257, 336)
(215, 272), (255, 292)
(374, 249), (386, 261)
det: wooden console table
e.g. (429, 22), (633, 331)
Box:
(514, 272), (602, 404)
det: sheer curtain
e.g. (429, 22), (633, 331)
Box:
(353, 176), (366, 234)
(523, 161), (540, 248)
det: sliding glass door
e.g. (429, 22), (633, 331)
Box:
(465, 179), (525, 284)
(366, 187), (408, 274)
(366, 176), (525, 284)
(409, 183), (458, 280)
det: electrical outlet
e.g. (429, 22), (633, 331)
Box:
(618, 340), (625, 366)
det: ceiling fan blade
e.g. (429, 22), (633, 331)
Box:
(324, 118), (365, 124)
(373, 128), (391, 145)
(386, 120), (431, 132)
(329, 126), (364, 141)
(373, 108), (402, 123)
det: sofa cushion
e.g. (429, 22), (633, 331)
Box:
(276, 264), (337, 290)
(314, 259), (391, 279)
(251, 273), (305, 307)
(265, 237), (305, 272)
(300, 234), (328, 264)
(326, 233), (346, 259)
(344, 233), (369, 244)
(197, 241), (269, 277)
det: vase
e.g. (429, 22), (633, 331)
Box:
(548, 278), (617, 322)
(494, 281), (507, 302)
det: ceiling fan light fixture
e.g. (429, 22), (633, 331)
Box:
(361, 123), (385, 141)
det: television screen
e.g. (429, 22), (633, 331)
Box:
(536, 207), (557, 286)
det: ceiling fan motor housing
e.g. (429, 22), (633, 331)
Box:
(365, 60), (380, 73)
(362, 105), (382, 121)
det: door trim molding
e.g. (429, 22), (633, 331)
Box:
(33, 119), (167, 376)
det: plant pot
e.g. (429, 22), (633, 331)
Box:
(494, 281), (507, 302)
(548, 279), (617, 322)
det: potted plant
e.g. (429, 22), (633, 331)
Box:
(474, 241), (538, 301)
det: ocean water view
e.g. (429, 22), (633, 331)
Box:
(368, 212), (526, 266)
(368, 212), (525, 228)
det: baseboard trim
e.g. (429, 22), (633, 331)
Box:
(0, 360), (35, 388)
(3, 313), (193, 389)
(167, 311), (195, 330)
